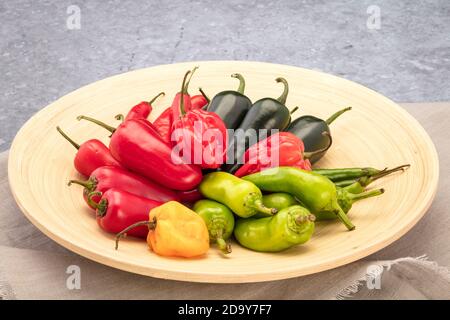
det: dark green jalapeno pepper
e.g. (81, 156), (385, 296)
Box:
(193, 199), (235, 254)
(207, 73), (252, 130)
(234, 205), (315, 252)
(242, 167), (355, 230)
(224, 77), (292, 173)
(199, 172), (277, 218)
(286, 107), (351, 164)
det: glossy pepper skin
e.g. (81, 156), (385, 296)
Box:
(172, 70), (228, 169)
(207, 73), (252, 130)
(234, 205), (315, 252)
(177, 188), (204, 204)
(199, 172), (277, 218)
(115, 201), (210, 258)
(193, 199), (235, 254)
(242, 167), (355, 230)
(88, 189), (162, 238)
(286, 107), (351, 164)
(153, 108), (173, 144)
(123, 92), (165, 122)
(77, 116), (203, 191)
(234, 132), (333, 177)
(56, 126), (122, 177)
(262, 193), (298, 212)
(68, 166), (179, 209)
(224, 78), (292, 173)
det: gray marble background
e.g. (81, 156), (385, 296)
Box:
(1, 0), (449, 152)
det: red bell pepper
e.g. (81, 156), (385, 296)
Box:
(234, 132), (332, 177)
(123, 91), (165, 122)
(68, 166), (179, 209)
(56, 126), (122, 177)
(77, 116), (203, 191)
(88, 189), (162, 238)
(152, 107), (173, 144)
(176, 188), (204, 204)
(171, 70), (228, 169)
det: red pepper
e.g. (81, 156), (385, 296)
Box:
(122, 92), (165, 122)
(234, 132), (332, 177)
(88, 189), (162, 238)
(77, 116), (203, 191)
(152, 107), (173, 144)
(56, 126), (122, 177)
(176, 188), (204, 204)
(171, 67), (198, 120)
(190, 88), (209, 110)
(68, 166), (179, 209)
(172, 70), (228, 169)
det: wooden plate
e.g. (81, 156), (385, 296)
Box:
(8, 61), (439, 283)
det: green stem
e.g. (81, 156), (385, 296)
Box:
(199, 87), (210, 103)
(216, 236), (232, 254)
(349, 188), (384, 202)
(231, 73), (245, 94)
(184, 66), (199, 93)
(149, 91), (165, 104)
(275, 77), (289, 105)
(77, 115), (116, 134)
(179, 70), (192, 116)
(68, 178), (96, 191)
(86, 191), (102, 210)
(334, 207), (355, 231)
(251, 198), (278, 215)
(290, 106), (299, 115)
(304, 132), (332, 159)
(56, 126), (80, 150)
(115, 218), (156, 250)
(114, 114), (125, 122)
(326, 107), (352, 125)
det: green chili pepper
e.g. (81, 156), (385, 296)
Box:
(234, 205), (315, 252)
(193, 199), (235, 254)
(313, 164), (409, 182)
(262, 193), (298, 212)
(242, 167), (355, 230)
(199, 172), (277, 218)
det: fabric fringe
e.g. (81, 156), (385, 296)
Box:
(335, 255), (450, 300)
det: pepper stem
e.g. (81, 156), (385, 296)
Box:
(77, 115), (116, 134)
(149, 91), (165, 104)
(290, 106), (300, 115)
(303, 132), (333, 159)
(56, 126), (80, 150)
(184, 66), (199, 93)
(275, 77), (289, 105)
(216, 233), (232, 254)
(68, 178), (96, 192)
(349, 188), (384, 202)
(295, 214), (316, 224)
(179, 70), (192, 116)
(334, 206), (355, 231)
(115, 218), (157, 250)
(114, 114), (125, 122)
(199, 87), (210, 103)
(359, 164), (410, 187)
(231, 73), (245, 94)
(86, 191), (102, 210)
(326, 107), (352, 125)
(251, 198), (278, 215)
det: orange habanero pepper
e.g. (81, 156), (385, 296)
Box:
(115, 201), (210, 258)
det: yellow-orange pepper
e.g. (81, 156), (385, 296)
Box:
(115, 201), (210, 258)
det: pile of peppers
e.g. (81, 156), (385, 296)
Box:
(58, 67), (410, 257)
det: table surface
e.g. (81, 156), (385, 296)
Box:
(1, 0), (450, 152)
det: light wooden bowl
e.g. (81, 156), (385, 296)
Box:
(8, 61), (439, 283)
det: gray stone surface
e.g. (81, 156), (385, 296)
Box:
(0, 0), (449, 151)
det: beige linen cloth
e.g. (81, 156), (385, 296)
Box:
(1, 102), (449, 300)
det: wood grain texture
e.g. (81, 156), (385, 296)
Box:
(7, 61), (439, 283)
